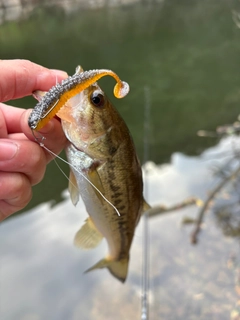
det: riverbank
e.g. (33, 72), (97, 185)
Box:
(0, 0), (161, 25)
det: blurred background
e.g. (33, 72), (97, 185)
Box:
(1, 1), (240, 319)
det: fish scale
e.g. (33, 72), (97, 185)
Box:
(57, 77), (149, 283)
(29, 66), (150, 282)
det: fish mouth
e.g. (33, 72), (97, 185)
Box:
(67, 140), (85, 154)
(67, 140), (102, 171)
(67, 140), (95, 162)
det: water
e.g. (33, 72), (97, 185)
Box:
(1, 0), (240, 210)
(1, 1), (240, 319)
(2, 136), (240, 319)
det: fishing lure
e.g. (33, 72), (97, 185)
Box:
(28, 66), (130, 131)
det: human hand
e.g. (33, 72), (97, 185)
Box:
(0, 59), (68, 220)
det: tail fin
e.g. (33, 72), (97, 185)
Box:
(85, 257), (129, 283)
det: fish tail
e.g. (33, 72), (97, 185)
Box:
(85, 256), (129, 283)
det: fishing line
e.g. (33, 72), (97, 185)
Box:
(32, 131), (121, 217)
(53, 157), (77, 191)
(41, 144), (121, 217)
(141, 86), (151, 320)
(32, 130), (82, 191)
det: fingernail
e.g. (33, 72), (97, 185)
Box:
(38, 119), (54, 134)
(0, 140), (18, 161)
(51, 69), (68, 80)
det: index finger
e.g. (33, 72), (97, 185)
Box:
(0, 59), (68, 102)
(21, 109), (67, 163)
(0, 103), (25, 134)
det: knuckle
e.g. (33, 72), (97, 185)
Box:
(13, 174), (32, 207)
(25, 146), (46, 185)
(0, 173), (32, 219)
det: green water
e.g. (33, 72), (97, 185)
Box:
(2, 2), (240, 319)
(1, 0), (240, 209)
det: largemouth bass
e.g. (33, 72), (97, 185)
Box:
(28, 67), (129, 131)
(30, 66), (149, 282)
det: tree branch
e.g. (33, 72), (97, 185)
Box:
(191, 165), (240, 244)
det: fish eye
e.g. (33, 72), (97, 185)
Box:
(90, 92), (105, 108)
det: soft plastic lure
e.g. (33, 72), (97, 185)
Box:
(28, 66), (130, 131)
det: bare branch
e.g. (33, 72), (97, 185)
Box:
(191, 165), (240, 244)
(148, 197), (198, 218)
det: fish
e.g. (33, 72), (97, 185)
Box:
(30, 66), (150, 282)
(28, 66), (129, 131)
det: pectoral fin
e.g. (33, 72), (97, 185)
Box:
(69, 170), (79, 206)
(74, 217), (103, 249)
(143, 200), (151, 213)
(87, 167), (105, 204)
